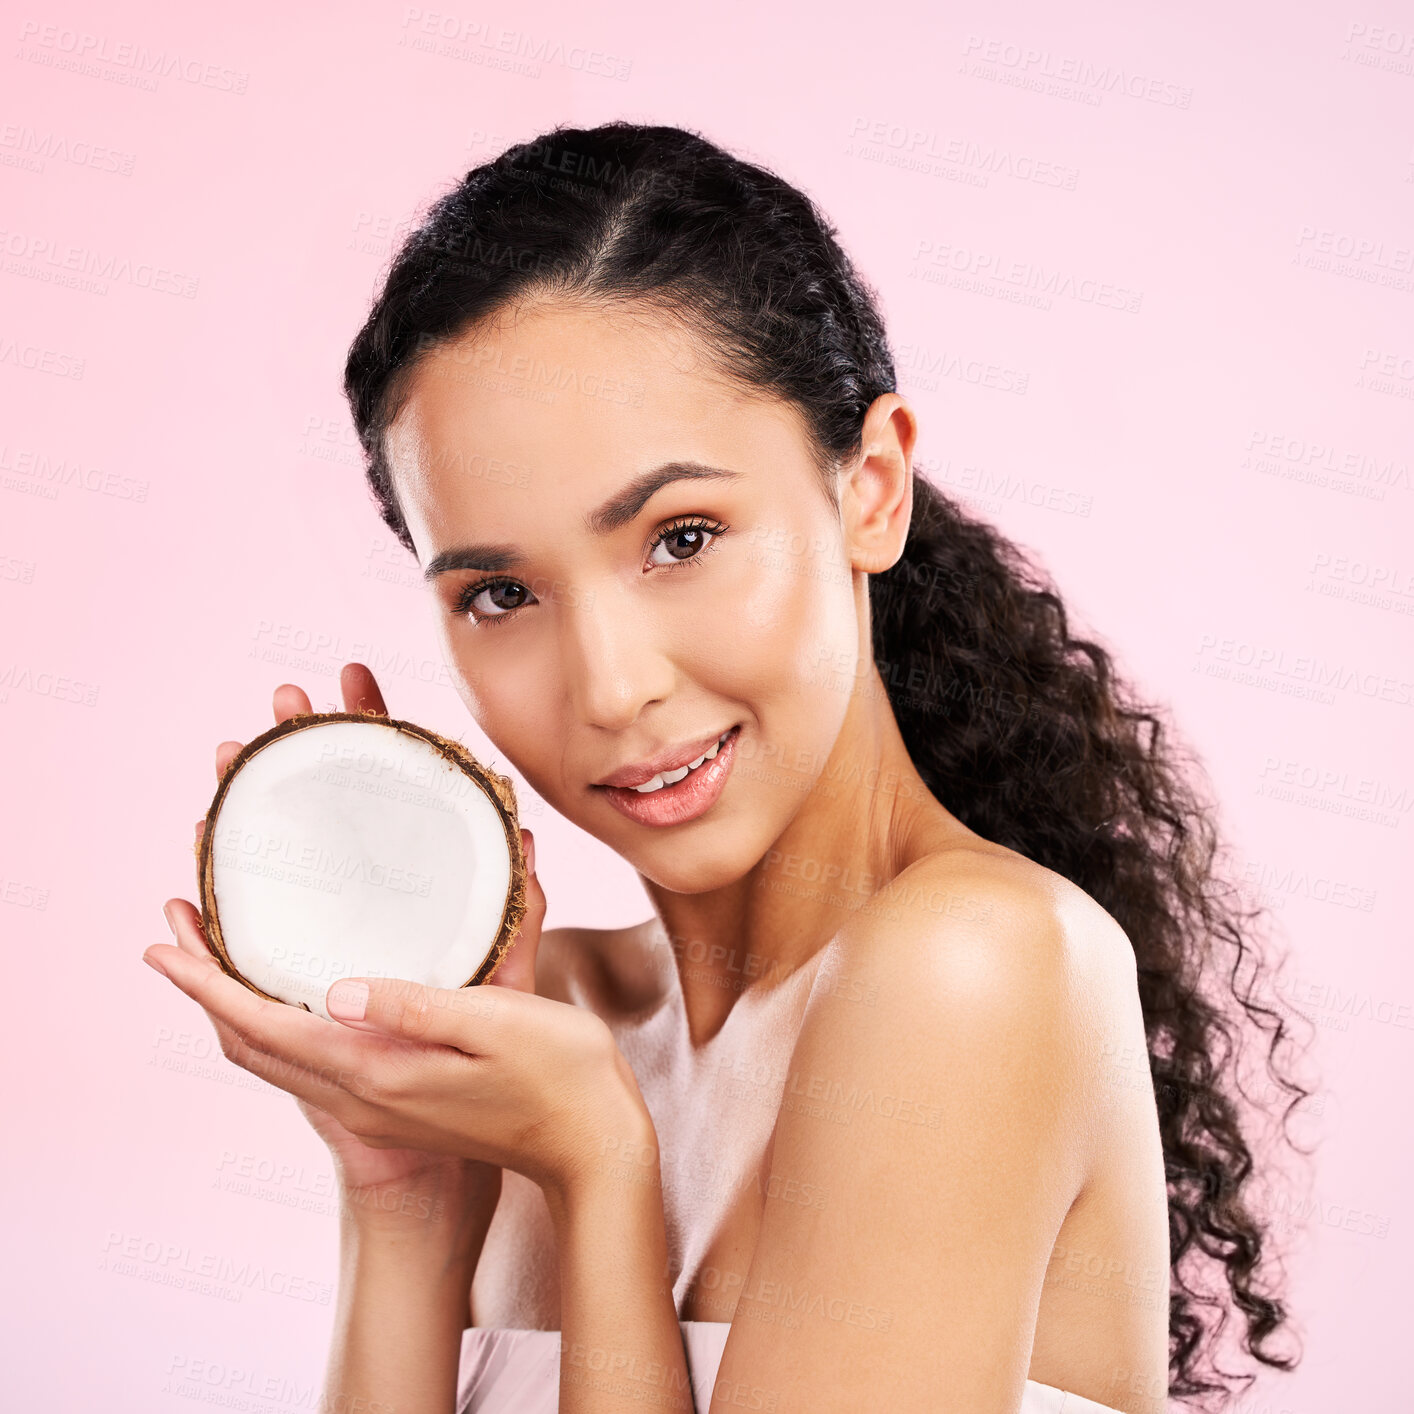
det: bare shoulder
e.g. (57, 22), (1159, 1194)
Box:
(718, 845), (1145, 1403)
(533, 924), (605, 1006)
(797, 843), (1142, 1177)
(829, 843), (1138, 1026)
(533, 921), (666, 1014)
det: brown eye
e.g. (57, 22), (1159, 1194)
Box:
(482, 582), (530, 611)
(455, 578), (537, 624)
(647, 518), (727, 568)
(661, 527), (706, 560)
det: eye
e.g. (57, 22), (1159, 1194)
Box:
(647, 517), (728, 568)
(452, 577), (537, 625)
(451, 516), (730, 627)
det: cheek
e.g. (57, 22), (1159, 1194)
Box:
(717, 531), (859, 733)
(433, 616), (488, 717)
(435, 623), (558, 776)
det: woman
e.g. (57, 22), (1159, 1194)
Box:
(146, 122), (1307, 1414)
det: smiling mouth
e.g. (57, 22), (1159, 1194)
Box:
(619, 727), (734, 794)
(593, 724), (742, 828)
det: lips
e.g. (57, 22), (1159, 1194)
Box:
(594, 727), (736, 789)
(596, 725), (741, 828)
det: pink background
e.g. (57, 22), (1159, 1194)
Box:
(3, 1), (1410, 1407)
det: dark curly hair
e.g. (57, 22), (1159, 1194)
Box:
(342, 120), (1311, 1407)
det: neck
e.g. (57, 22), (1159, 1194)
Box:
(638, 658), (956, 1050)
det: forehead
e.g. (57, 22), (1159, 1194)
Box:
(383, 300), (811, 547)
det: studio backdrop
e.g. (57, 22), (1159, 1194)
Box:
(3, 3), (1410, 1411)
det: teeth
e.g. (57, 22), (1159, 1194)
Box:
(629, 729), (733, 793)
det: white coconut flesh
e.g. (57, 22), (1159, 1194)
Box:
(203, 718), (517, 1019)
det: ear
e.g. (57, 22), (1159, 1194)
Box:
(841, 394), (916, 574)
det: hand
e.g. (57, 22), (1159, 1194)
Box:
(149, 905), (647, 1201)
(149, 663), (638, 1204)
(161, 664), (503, 1215)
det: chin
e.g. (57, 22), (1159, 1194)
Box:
(628, 827), (762, 895)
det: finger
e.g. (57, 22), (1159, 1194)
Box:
(487, 832), (545, 993)
(158, 903), (243, 1058)
(273, 683), (314, 722)
(200, 740), (243, 851)
(150, 902), (381, 1073)
(214, 1014), (384, 1120)
(215, 739), (242, 781)
(164, 897), (215, 963)
(341, 662), (388, 716)
(150, 904), (397, 1129)
(153, 917), (255, 1063)
(146, 933), (387, 1119)
(324, 973), (513, 1052)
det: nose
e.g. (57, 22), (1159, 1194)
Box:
(560, 580), (676, 732)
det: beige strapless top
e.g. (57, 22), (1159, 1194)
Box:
(457, 1320), (1130, 1412)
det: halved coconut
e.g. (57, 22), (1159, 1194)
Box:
(195, 711), (527, 1019)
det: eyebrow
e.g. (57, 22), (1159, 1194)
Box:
(422, 461), (743, 579)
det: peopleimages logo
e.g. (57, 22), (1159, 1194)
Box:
(396, 9), (632, 81)
(0, 226), (199, 298)
(845, 117), (1081, 191)
(1242, 430), (1411, 500)
(0, 335), (84, 379)
(15, 20), (250, 93)
(910, 237), (1143, 314)
(0, 122), (137, 176)
(0, 444), (149, 500)
(959, 34), (1193, 108)
(99, 1231), (333, 1303)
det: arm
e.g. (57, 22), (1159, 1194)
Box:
(542, 1075), (697, 1414)
(325, 1172), (501, 1414)
(154, 892), (512, 1414)
(704, 864), (1109, 1413)
(321, 923), (573, 1409)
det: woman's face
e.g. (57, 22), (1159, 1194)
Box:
(385, 299), (866, 892)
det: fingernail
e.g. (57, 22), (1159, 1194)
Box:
(162, 903), (176, 936)
(524, 831), (536, 876)
(143, 949), (170, 978)
(326, 980), (369, 1021)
